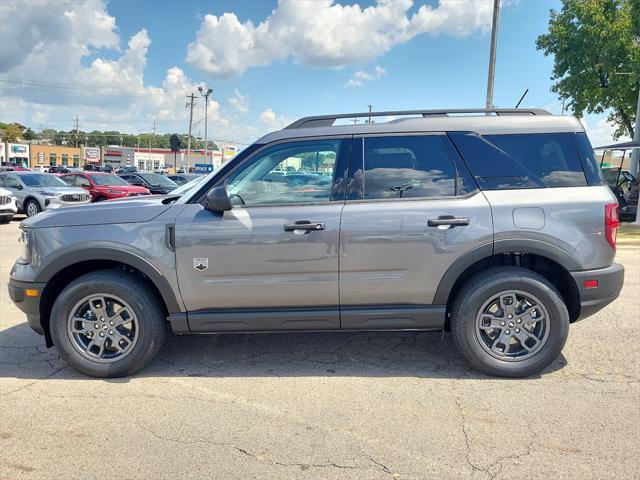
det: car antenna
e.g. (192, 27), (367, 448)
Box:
(514, 88), (529, 108)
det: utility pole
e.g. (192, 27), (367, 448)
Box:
(74, 115), (79, 148)
(367, 105), (372, 124)
(485, 0), (501, 110)
(632, 88), (639, 224)
(148, 119), (155, 170)
(198, 86), (213, 165)
(186, 93), (196, 172)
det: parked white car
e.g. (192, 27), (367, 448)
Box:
(0, 187), (18, 223)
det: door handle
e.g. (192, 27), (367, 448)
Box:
(428, 215), (470, 227)
(284, 221), (326, 232)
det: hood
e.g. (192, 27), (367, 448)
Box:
(23, 195), (174, 228)
(32, 186), (88, 196)
(0, 187), (13, 197)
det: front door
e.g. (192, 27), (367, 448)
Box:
(174, 138), (349, 332)
(339, 133), (493, 329)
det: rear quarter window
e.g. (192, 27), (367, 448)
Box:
(450, 132), (588, 189)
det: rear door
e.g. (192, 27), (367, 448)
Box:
(339, 133), (493, 330)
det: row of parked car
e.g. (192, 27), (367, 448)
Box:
(0, 170), (203, 220)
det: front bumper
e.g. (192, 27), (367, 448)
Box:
(8, 277), (47, 335)
(571, 263), (624, 322)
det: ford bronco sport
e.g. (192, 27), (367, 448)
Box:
(8, 109), (624, 378)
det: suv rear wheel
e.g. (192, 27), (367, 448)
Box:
(50, 270), (166, 377)
(451, 267), (569, 378)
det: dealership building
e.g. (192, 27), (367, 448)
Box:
(30, 145), (82, 169)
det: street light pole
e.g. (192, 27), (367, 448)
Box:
(485, 0), (501, 110)
(198, 86), (213, 165)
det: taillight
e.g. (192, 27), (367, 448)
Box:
(605, 203), (619, 250)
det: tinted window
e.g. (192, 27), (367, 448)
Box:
(226, 140), (340, 206)
(90, 174), (128, 186)
(485, 133), (587, 187)
(451, 132), (588, 189)
(361, 135), (457, 199)
(18, 174), (67, 187)
(571, 132), (604, 186)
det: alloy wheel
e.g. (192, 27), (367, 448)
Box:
(474, 290), (550, 361)
(67, 294), (139, 363)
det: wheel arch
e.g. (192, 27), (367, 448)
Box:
(436, 242), (582, 326)
(37, 249), (180, 346)
(22, 195), (41, 213)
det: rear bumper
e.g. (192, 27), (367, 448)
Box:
(8, 277), (47, 335)
(571, 263), (624, 322)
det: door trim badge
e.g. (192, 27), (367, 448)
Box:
(193, 258), (209, 271)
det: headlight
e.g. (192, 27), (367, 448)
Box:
(19, 227), (33, 264)
(37, 190), (58, 197)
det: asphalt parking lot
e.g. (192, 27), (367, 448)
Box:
(1, 217), (638, 480)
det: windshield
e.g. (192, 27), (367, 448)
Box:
(90, 174), (129, 186)
(138, 173), (176, 186)
(19, 174), (67, 188)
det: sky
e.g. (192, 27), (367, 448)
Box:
(0, 0), (630, 147)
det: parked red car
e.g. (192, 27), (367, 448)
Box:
(60, 172), (150, 201)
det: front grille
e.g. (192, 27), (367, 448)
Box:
(0, 196), (11, 205)
(61, 194), (90, 203)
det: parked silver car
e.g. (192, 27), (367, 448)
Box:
(8, 108), (625, 378)
(0, 187), (18, 222)
(0, 172), (91, 217)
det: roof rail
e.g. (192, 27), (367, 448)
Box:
(285, 108), (552, 129)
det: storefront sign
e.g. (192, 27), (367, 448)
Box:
(84, 147), (100, 163)
(38, 152), (45, 164)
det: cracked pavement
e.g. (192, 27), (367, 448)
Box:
(1, 219), (638, 480)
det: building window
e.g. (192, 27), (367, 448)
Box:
(62, 154), (69, 166)
(73, 155), (80, 168)
(49, 153), (57, 166)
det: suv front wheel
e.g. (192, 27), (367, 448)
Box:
(50, 270), (166, 377)
(451, 267), (569, 378)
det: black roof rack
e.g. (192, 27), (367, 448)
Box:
(285, 108), (552, 129)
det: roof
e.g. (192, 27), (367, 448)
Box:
(256, 110), (585, 144)
(594, 141), (640, 150)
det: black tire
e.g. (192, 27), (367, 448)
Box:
(50, 270), (166, 377)
(25, 199), (41, 217)
(95, 196), (107, 202)
(0, 216), (11, 224)
(451, 267), (569, 378)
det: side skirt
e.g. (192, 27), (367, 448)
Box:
(169, 305), (446, 334)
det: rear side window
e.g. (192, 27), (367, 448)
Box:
(571, 132), (604, 186)
(361, 135), (457, 199)
(450, 132), (588, 189)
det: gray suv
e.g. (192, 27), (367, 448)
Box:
(0, 172), (91, 217)
(8, 109), (624, 378)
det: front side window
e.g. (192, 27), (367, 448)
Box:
(360, 135), (457, 200)
(2, 175), (21, 189)
(226, 140), (340, 206)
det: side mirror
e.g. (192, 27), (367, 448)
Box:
(205, 186), (232, 212)
(16, 184), (23, 190)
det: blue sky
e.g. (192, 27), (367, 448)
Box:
(0, 0), (625, 145)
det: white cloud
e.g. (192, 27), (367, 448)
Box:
(259, 108), (290, 130)
(228, 89), (249, 114)
(345, 65), (387, 87)
(0, 0), (264, 144)
(186, 0), (494, 78)
(581, 117), (632, 147)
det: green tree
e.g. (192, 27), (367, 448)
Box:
(536, 0), (639, 138)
